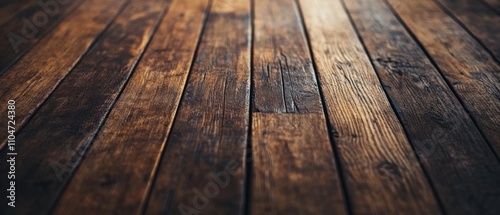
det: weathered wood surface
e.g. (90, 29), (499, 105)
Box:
(0, 0), (84, 74)
(250, 1), (346, 213)
(298, 0), (442, 214)
(52, 0), (210, 214)
(0, 0), (171, 215)
(252, 0), (322, 113)
(145, 0), (251, 214)
(0, 0), (34, 25)
(345, 0), (500, 214)
(436, 0), (500, 61)
(0, 0), (176, 215)
(0, 0), (129, 151)
(388, 0), (500, 154)
(0, 0), (498, 214)
(251, 113), (347, 215)
(481, 0), (500, 13)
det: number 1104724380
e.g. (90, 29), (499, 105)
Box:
(7, 100), (16, 148)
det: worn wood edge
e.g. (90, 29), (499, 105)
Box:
(0, 0), (173, 215)
(344, 0), (500, 214)
(144, 0), (252, 214)
(48, 0), (211, 214)
(0, 0), (131, 151)
(433, 0), (500, 62)
(252, 0), (323, 114)
(297, 0), (442, 214)
(0, 0), (86, 74)
(386, 0), (500, 156)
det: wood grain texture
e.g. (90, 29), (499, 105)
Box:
(481, 0), (500, 13)
(436, 0), (500, 61)
(0, 0), (129, 151)
(253, 0), (322, 113)
(52, 0), (209, 214)
(388, 0), (500, 153)
(145, 0), (251, 214)
(0, 0), (34, 25)
(298, 0), (441, 214)
(0, 0), (170, 215)
(251, 113), (347, 215)
(0, 0), (84, 74)
(345, 0), (500, 214)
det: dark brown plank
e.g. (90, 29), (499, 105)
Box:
(436, 0), (500, 61)
(481, 0), (500, 13)
(251, 1), (346, 212)
(0, 0), (170, 214)
(345, 0), (500, 214)
(145, 0), (251, 214)
(388, 0), (500, 153)
(0, 0), (33, 25)
(298, 0), (442, 214)
(251, 113), (347, 214)
(0, 0), (128, 151)
(52, 0), (209, 214)
(0, 0), (84, 74)
(253, 0), (322, 113)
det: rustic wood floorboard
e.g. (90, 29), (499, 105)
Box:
(252, 0), (322, 113)
(250, 0), (346, 213)
(345, 0), (500, 214)
(145, 0), (251, 214)
(387, 0), (500, 154)
(251, 113), (347, 214)
(481, 0), (500, 13)
(0, 0), (34, 25)
(0, 0), (129, 151)
(52, 0), (209, 214)
(435, 0), (500, 61)
(0, 0), (499, 214)
(0, 0), (171, 215)
(298, 0), (441, 214)
(0, 0), (84, 74)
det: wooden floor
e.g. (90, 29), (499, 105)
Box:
(1, 0), (499, 214)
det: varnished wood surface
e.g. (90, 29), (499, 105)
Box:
(0, 0), (499, 214)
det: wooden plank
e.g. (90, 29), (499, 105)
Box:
(387, 0), (500, 153)
(297, 0), (442, 214)
(145, 0), (251, 214)
(0, 0), (84, 74)
(251, 1), (346, 212)
(252, 0), (322, 113)
(0, 0), (33, 25)
(344, 0), (500, 214)
(251, 113), (347, 214)
(436, 0), (500, 61)
(52, 0), (209, 214)
(0, 0), (170, 214)
(481, 0), (500, 13)
(0, 0), (128, 151)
